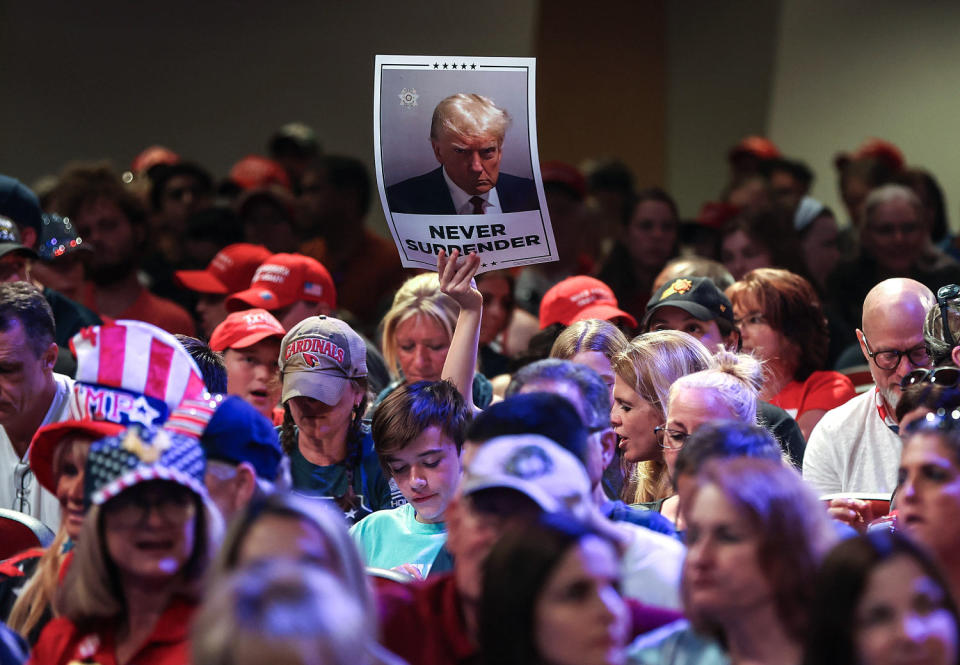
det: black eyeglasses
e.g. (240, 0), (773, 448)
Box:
(937, 284), (960, 349)
(654, 426), (689, 450)
(861, 334), (931, 371)
(901, 367), (960, 390)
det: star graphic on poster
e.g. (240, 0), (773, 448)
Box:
(461, 63), (467, 69)
(433, 62), (439, 69)
(442, 63), (448, 69)
(481, 263), (487, 267)
(491, 261), (498, 266)
(128, 396), (161, 427)
(470, 64), (476, 69)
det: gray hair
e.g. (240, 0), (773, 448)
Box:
(862, 184), (922, 227)
(506, 358), (610, 430)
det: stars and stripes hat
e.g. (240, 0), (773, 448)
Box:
(29, 321), (207, 494)
(84, 426), (207, 508)
(225, 253), (336, 313)
(279, 315), (366, 406)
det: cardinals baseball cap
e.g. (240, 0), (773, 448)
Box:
(461, 434), (593, 520)
(174, 243), (272, 295)
(539, 276), (637, 329)
(279, 316), (366, 405)
(642, 277), (735, 329)
(226, 253), (336, 313)
(209, 309), (285, 352)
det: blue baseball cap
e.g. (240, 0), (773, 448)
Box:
(200, 395), (282, 481)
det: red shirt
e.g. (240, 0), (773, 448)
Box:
(83, 283), (196, 336)
(29, 595), (195, 665)
(770, 370), (857, 421)
(375, 573), (682, 665)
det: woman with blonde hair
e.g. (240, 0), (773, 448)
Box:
(377, 271), (492, 409)
(550, 319), (629, 400)
(610, 330), (715, 505)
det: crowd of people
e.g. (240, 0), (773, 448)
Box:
(1, 120), (960, 665)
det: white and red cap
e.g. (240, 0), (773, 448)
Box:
(279, 316), (366, 405)
(226, 253), (336, 313)
(173, 243), (272, 295)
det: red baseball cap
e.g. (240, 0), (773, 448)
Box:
(728, 136), (781, 162)
(29, 420), (125, 494)
(539, 276), (637, 329)
(209, 308), (286, 352)
(229, 155), (291, 191)
(226, 253), (336, 313)
(173, 243), (272, 295)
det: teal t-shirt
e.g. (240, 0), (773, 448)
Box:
(289, 428), (404, 525)
(349, 502), (447, 577)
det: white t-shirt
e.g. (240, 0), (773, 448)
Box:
(0, 373), (74, 531)
(802, 389), (902, 496)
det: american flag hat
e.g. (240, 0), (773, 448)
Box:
(84, 426), (207, 508)
(68, 320), (208, 429)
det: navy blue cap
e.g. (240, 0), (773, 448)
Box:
(200, 395), (282, 481)
(0, 175), (43, 234)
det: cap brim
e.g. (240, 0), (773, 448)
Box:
(281, 370), (349, 406)
(461, 475), (559, 513)
(0, 244), (38, 260)
(212, 328), (283, 352)
(641, 301), (714, 329)
(29, 420), (125, 494)
(174, 269), (229, 294)
(226, 287), (287, 312)
(573, 304), (638, 329)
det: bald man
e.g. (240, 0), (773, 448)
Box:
(803, 279), (935, 501)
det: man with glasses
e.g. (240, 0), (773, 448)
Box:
(0, 282), (74, 529)
(804, 278), (935, 504)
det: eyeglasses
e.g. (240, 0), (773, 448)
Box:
(900, 367), (960, 390)
(13, 460), (32, 513)
(937, 284), (960, 349)
(654, 426), (689, 450)
(104, 484), (196, 528)
(861, 334), (931, 371)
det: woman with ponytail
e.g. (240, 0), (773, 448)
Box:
(278, 316), (397, 525)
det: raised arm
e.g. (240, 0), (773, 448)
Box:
(438, 249), (483, 413)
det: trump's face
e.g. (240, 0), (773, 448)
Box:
(432, 130), (502, 195)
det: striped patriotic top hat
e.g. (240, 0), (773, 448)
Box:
(69, 320), (208, 428)
(84, 426), (207, 508)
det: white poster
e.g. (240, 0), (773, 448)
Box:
(373, 55), (557, 273)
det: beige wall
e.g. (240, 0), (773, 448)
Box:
(768, 0), (960, 229)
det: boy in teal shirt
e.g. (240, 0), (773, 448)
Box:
(350, 380), (469, 577)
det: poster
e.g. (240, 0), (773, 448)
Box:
(373, 55), (557, 273)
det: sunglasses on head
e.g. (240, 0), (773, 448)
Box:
(901, 367), (960, 390)
(937, 284), (960, 349)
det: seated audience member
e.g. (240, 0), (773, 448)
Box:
(29, 427), (223, 665)
(278, 316), (399, 524)
(479, 514), (630, 665)
(897, 411), (960, 599)
(826, 184), (960, 345)
(549, 319), (630, 497)
(51, 162), (196, 335)
(804, 531), (960, 665)
(726, 268), (856, 438)
(792, 197), (841, 293)
(597, 188), (680, 322)
(723, 173), (773, 216)
(192, 395), (285, 523)
(666, 421), (784, 532)
(297, 156), (407, 329)
(895, 381), (960, 432)
(0, 177), (102, 355)
(474, 270), (515, 377)
(761, 156), (812, 214)
(629, 458), (836, 665)
(352, 380), (469, 577)
(175, 334), (227, 393)
(173, 242), (272, 337)
(377, 433), (681, 665)
(924, 282), (960, 367)
(657, 353), (763, 524)
(209, 309), (284, 421)
(194, 560), (402, 665)
(237, 186), (300, 254)
(269, 122), (320, 188)
(226, 252), (391, 395)
(611, 331), (715, 506)
(538, 276), (638, 333)
(651, 256), (734, 295)
(30, 213), (92, 306)
(718, 209), (806, 282)
(642, 276), (808, 467)
(0, 283), (74, 529)
(804, 279), (935, 499)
